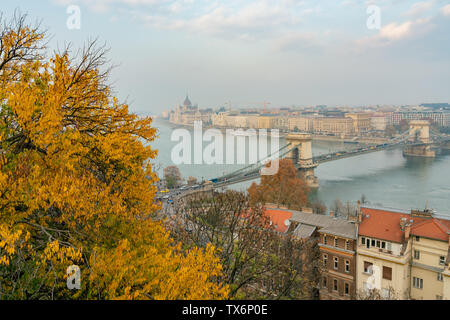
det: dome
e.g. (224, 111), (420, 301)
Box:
(183, 95), (192, 107)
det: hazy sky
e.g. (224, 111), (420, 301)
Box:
(3, 0), (450, 114)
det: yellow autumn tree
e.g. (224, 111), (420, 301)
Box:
(0, 11), (228, 299)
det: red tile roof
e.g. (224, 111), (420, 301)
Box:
(263, 208), (293, 233)
(360, 207), (450, 243)
(411, 218), (450, 242)
(359, 208), (425, 243)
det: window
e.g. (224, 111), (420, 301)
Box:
(382, 266), (392, 280)
(344, 283), (350, 296)
(414, 250), (420, 260)
(413, 277), (423, 289)
(364, 261), (373, 274)
(371, 239), (376, 247)
(439, 256), (445, 265)
(361, 237), (366, 245)
(415, 236), (420, 241)
(323, 277), (327, 288)
(323, 254), (328, 266)
(334, 238), (338, 247)
(345, 260), (350, 273)
(376, 240), (381, 248)
(333, 279), (338, 291)
(437, 273), (443, 282)
(387, 242), (392, 251)
(366, 239), (370, 249)
(381, 241), (386, 249)
(334, 257), (339, 270)
(324, 235), (327, 245)
(345, 240), (350, 250)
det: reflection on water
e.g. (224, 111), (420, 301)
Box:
(152, 119), (450, 216)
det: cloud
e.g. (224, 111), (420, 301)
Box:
(355, 16), (435, 50)
(53, 0), (322, 41)
(134, 1), (318, 40)
(441, 4), (450, 17)
(404, 1), (434, 16)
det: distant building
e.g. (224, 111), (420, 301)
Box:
(392, 111), (450, 127)
(420, 103), (450, 110)
(169, 95), (211, 126)
(313, 117), (354, 136)
(345, 113), (371, 134)
(370, 113), (390, 131)
(288, 117), (314, 132)
(257, 115), (277, 129)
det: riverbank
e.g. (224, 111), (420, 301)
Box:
(159, 119), (388, 144)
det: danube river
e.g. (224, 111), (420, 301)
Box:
(151, 119), (450, 216)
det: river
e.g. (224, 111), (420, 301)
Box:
(151, 119), (450, 216)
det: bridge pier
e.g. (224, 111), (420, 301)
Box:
(285, 133), (319, 188)
(404, 120), (435, 158)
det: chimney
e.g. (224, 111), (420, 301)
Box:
(400, 217), (407, 230)
(357, 200), (362, 224)
(405, 224), (411, 240)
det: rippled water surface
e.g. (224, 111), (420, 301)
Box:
(152, 119), (450, 216)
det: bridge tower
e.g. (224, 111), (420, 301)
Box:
(285, 133), (319, 188)
(408, 120), (431, 144)
(404, 120), (435, 157)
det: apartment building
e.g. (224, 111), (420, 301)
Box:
(283, 209), (357, 300)
(345, 113), (371, 134)
(313, 117), (354, 136)
(258, 115), (277, 129)
(288, 117), (314, 132)
(370, 113), (390, 131)
(356, 207), (415, 299)
(392, 111), (450, 127)
(318, 214), (357, 300)
(409, 211), (450, 300)
(356, 206), (450, 300)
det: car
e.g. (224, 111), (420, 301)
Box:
(163, 195), (169, 199)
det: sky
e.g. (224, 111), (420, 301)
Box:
(2, 0), (450, 115)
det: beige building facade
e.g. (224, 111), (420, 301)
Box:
(345, 113), (371, 134)
(356, 206), (450, 300)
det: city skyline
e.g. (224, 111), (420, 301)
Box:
(2, 0), (449, 115)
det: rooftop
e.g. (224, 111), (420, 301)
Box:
(264, 207), (357, 239)
(359, 206), (450, 243)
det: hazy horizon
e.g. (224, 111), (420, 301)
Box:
(3, 0), (450, 115)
